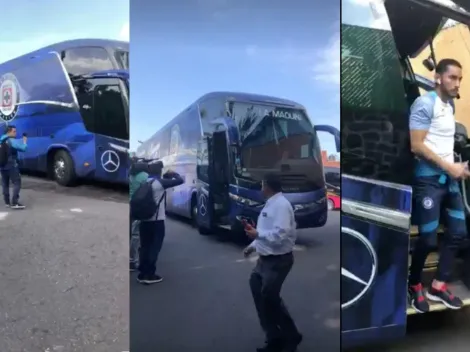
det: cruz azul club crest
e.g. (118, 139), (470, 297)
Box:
(0, 73), (20, 122)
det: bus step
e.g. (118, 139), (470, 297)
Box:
(408, 251), (439, 270)
(410, 225), (445, 237)
(407, 280), (470, 315)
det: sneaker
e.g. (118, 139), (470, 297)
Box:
(11, 203), (25, 210)
(408, 283), (430, 313)
(137, 274), (163, 285)
(5, 203), (10, 208)
(130, 262), (138, 272)
(426, 283), (463, 309)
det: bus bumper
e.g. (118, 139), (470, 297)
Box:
(295, 206), (328, 228)
(229, 203), (328, 232)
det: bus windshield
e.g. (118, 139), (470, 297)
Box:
(231, 102), (323, 190)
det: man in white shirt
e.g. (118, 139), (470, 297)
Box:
(244, 173), (302, 352)
(408, 58), (469, 313)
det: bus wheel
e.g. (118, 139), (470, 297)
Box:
(191, 198), (198, 228)
(327, 198), (334, 211)
(53, 150), (76, 186)
(196, 213), (212, 235)
(198, 225), (212, 235)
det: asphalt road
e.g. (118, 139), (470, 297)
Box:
(0, 175), (128, 352)
(130, 211), (341, 352)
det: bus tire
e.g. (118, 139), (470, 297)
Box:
(52, 150), (76, 187)
(198, 225), (212, 235)
(196, 213), (212, 235)
(191, 194), (198, 228)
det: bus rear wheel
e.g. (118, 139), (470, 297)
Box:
(53, 150), (76, 186)
(191, 202), (198, 228)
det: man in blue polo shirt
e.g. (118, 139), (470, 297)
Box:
(408, 58), (469, 313)
(0, 125), (27, 209)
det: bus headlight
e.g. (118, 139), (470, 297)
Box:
(229, 193), (263, 207)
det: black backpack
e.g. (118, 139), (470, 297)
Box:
(130, 179), (166, 220)
(0, 139), (10, 168)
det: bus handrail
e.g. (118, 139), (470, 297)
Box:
(16, 100), (75, 108)
(456, 152), (470, 215)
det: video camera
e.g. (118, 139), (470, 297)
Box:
(130, 157), (164, 176)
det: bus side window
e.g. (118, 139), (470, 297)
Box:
(93, 79), (128, 140)
(62, 47), (114, 76)
(197, 139), (209, 183)
(341, 22), (413, 184)
(74, 79), (94, 132)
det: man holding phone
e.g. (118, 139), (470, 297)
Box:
(0, 126), (27, 209)
(243, 173), (302, 352)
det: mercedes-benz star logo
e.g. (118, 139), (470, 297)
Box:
(341, 226), (378, 310)
(101, 150), (120, 173)
(199, 193), (207, 216)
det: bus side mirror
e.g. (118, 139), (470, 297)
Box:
(335, 136), (340, 153)
(315, 125), (340, 152)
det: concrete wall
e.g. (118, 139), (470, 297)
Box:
(410, 24), (470, 130)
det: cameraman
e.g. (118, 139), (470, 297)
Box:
(0, 126), (27, 209)
(130, 160), (184, 284)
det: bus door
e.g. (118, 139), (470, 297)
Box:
(76, 75), (129, 183)
(196, 131), (230, 232)
(209, 130), (231, 222)
(341, 0), (429, 347)
(387, 0), (470, 307)
(341, 176), (412, 348)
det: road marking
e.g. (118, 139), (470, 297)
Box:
(0, 212), (8, 221)
(70, 208), (83, 213)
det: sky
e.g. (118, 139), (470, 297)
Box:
(130, 0), (340, 156)
(1, 0), (129, 63)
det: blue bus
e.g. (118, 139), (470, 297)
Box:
(136, 91), (339, 235)
(342, 0), (470, 348)
(0, 39), (129, 186)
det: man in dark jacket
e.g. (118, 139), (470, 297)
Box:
(0, 125), (27, 209)
(129, 159), (150, 271)
(134, 161), (184, 284)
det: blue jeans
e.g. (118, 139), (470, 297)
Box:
(130, 220), (140, 265)
(409, 175), (467, 284)
(1, 166), (21, 205)
(138, 220), (165, 276)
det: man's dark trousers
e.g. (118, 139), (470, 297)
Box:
(249, 252), (300, 344)
(138, 220), (165, 275)
(1, 166), (21, 205)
